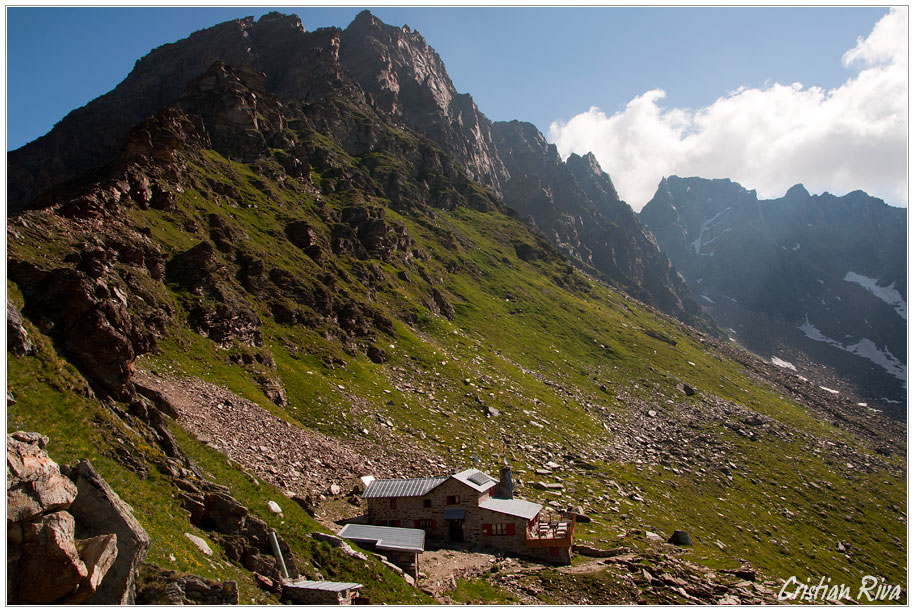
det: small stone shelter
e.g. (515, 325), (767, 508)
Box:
(337, 523), (424, 579)
(281, 580), (363, 605)
(361, 467), (573, 563)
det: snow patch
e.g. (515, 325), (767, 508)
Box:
(771, 357), (797, 371)
(819, 386), (840, 394)
(843, 272), (906, 320)
(700, 294), (715, 304)
(690, 207), (730, 254)
(797, 314), (906, 384)
(845, 338), (907, 381)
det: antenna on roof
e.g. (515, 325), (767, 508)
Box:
(472, 453), (479, 464)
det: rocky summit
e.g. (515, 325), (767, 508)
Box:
(7, 10), (906, 606)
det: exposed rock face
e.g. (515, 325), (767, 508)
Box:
(338, 10), (508, 193)
(165, 241), (263, 348)
(639, 176), (906, 413)
(8, 222), (170, 399)
(491, 121), (705, 327)
(13, 511), (89, 604)
(177, 61), (291, 163)
(7, 433), (147, 605)
(7, 432), (77, 523)
(62, 460), (152, 605)
(7, 300), (33, 355)
(176, 478), (298, 582)
(137, 564), (239, 605)
(7, 14), (293, 214)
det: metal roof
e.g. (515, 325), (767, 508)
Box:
(442, 508), (466, 519)
(284, 580), (362, 592)
(451, 469), (497, 492)
(479, 497), (542, 520)
(338, 524), (426, 553)
(362, 476), (448, 498)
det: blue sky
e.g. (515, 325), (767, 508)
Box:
(6, 6), (904, 207)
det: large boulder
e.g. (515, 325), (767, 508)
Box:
(7, 432), (77, 523)
(7, 300), (33, 355)
(13, 511), (88, 604)
(62, 460), (151, 605)
(7, 433), (138, 605)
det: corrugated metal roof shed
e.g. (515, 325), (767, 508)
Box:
(338, 524), (426, 553)
(479, 497), (542, 520)
(451, 469), (497, 492)
(362, 476), (447, 498)
(284, 580), (363, 592)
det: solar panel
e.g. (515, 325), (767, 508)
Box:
(468, 471), (493, 485)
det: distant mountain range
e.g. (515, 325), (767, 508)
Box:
(640, 176), (906, 415)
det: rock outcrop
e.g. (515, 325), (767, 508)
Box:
(176, 477), (298, 582)
(137, 564), (239, 605)
(61, 460), (152, 604)
(7, 300), (33, 355)
(7, 432), (149, 604)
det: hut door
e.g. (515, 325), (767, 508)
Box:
(448, 519), (464, 542)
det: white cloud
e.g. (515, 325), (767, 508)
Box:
(548, 8), (908, 211)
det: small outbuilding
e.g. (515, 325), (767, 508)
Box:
(338, 523), (425, 580)
(281, 580), (363, 605)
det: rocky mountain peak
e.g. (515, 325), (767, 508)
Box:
(784, 183), (810, 199)
(340, 10), (454, 116)
(254, 10), (304, 32)
(337, 11), (508, 192)
(566, 152), (620, 204)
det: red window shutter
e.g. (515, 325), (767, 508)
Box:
(483, 523), (491, 536)
(390, 498), (397, 509)
(507, 523), (515, 536)
(375, 521), (384, 526)
(393, 520), (401, 527)
(414, 520), (420, 528)
(432, 520), (437, 529)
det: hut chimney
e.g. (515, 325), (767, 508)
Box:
(493, 461), (514, 499)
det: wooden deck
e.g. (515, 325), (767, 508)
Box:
(525, 515), (575, 548)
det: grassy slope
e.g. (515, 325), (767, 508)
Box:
(7, 290), (429, 605)
(7, 114), (905, 603)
